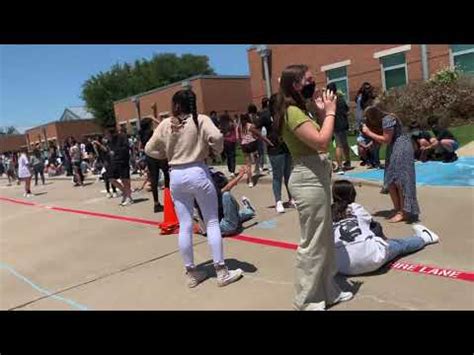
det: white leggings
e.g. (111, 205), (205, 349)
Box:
(170, 162), (224, 267)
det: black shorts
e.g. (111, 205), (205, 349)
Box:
(110, 162), (130, 180)
(241, 141), (258, 154)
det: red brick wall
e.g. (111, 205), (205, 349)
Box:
(26, 120), (102, 148)
(248, 44), (451, 105)
(114, 81), (201, 131)
(26, 124), (59, 147)
(55, 120), (103, 145)
(0, 135), (27, 153)
(199, 78), (251, 116)
(113, 77), (251, 130)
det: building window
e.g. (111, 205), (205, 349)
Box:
(326, 66), (349, 101)
(450, 45), (474, 74)
(380, 52), (408, 91)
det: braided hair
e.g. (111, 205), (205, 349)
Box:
(171, 89), (199, 129)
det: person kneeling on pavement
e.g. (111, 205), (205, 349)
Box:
(196, 166), (256, 236)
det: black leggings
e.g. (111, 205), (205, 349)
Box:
(104, 171), (117, 193)
(223, 141), (236, 174)
(34, 164), (45, 185)
(146, 157), (170, 204)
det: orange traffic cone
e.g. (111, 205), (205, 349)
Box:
(159, 188), (179, 235)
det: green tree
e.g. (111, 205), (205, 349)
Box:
(81, 53), (215, 128)
(0, 126), (19, 135)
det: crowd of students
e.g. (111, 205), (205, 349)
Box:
(1, 64), (454, 310)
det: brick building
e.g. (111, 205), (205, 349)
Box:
(248, 44), (474, 104)
(25, 107), (102, 149)
(0, 134), (27, 154)
(113, 75), (251, 134)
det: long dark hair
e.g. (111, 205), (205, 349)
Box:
(171, 89), (199, 128)
(273, 64), (309, 137)
(219, 113), (233, 136)
(332, 180), (357, 222)
(140, 117), (153, 133)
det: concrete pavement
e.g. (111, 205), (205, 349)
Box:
(0, 170), (473, 310)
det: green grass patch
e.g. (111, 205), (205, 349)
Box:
(231, 124), (473, 165)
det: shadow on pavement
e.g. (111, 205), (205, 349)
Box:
(373, 209), (394, 218)
(33, 192), (48, 196)
(131, 198), (149, 204)
(196, 258), (258, 277)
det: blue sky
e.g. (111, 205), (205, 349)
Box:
(0, 45), (250, 132)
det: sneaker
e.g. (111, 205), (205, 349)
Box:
(106, 192), (112, 199)
(23, 192), (27, 197)
(343, 162), (354, 171)
(329, 291), (354, 306)
(121, 197), (134, 207)
(248, 182), (254, 188)
(412, 224), (439, 245)
(229, 173), (236, 179)
(112, 192), (118, 198)
(276, 200), (285, 213)
(26, 193), (33, 198)
(241, 196), (256, 213)
(215, 264), (243, 287)
(334, 167), (345, 175)
(154, 203), (164, 213)
(185, 267), (208, 288)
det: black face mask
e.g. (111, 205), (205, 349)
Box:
(301, 82), (316, 99)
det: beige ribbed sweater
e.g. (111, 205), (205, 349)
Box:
(144, 114), (223, 166)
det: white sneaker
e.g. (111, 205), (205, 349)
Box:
(185, 267), (208, 288)
(248, 182), (254, 188)
(241, 196), (256, 213)
(412, 224), (440, 245)
(26, 194), (33, 198)
(215, 264), (243, 287)
(121, 197), (134, 207)
(106, 192), (112, 198)
(229, 173), (236, 179)
(329, 291), (354, 306)
(112, 192), (118, 198)
(276, 201), (285, 214)
(23, 192), (27, 197)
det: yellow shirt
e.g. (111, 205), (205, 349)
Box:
(282, 106), (321, 158)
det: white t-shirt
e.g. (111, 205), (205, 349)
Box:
(18, 153), (31, 179)
(333, 203), (388, 275)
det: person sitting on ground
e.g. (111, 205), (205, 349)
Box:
(195, 166), (256, 236)
(422, 116), (459, 163)
(331, 180), (439, 276)
(357, 129), (376, 168)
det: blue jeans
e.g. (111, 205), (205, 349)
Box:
(268, 153), (292, 203)
(385, 236), (425, 263)
(220, 192), (255, 235)
(370, 143), (381, 166)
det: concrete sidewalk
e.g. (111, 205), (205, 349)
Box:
(1, 173), (473, 310)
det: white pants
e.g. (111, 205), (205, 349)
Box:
(170, 162), (224, 267)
